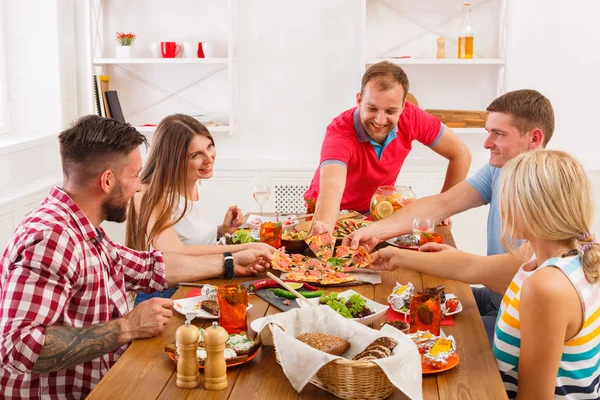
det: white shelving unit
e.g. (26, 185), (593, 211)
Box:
(93, 58), (230, 65)
(361, 0), (509, 134)
(135, 125), (229, 135)
(368, 58), (506, 65)
(85, 0), (237, 136)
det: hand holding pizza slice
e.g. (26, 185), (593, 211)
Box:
(305, 232), (336, 261)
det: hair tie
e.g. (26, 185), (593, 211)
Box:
(578, 233), (598, 253)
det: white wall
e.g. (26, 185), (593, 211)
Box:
(2, 0), (600, 254)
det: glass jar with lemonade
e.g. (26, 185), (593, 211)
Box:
(370, 186), (417, 221)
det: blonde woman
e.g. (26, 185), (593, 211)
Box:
(126, 114), (273, 301)
(369, 150), (600, 399)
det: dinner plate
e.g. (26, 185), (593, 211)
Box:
(296, 289), (389, 326)
(168, 345), (261, 369)
(385, 238), (419, 251)
(390, 293), (463, 316)
(422, 353), (459, 374)
(173, 295), (253, 320)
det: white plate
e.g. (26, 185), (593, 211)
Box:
(391, 293), (462, 316)
(295, 289), (389, 326)
(173, 295), (253, 320)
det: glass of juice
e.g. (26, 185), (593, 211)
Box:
(418, 232), (445, 246)
(408, 293), (442, 336)
(260, 222), (282, 248)
(217, 284), (249, 334)
(305, 198), (316, 221)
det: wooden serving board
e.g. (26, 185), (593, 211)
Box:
(424, 109), (488, 128)
(241, 281), (302, 312)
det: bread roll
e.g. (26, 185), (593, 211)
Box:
(295, 333), (350, 356)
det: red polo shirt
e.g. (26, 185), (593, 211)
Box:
(304, 102), (443, 213)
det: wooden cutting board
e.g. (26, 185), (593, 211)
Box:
(424, 109), (488, 128)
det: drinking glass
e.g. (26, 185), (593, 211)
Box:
(412, 216), (435, 240)
(408, 293), (442, 335)
(252, 186), (271, 216)
(259, 222), (282, 248)
(217, 285), (249, 334)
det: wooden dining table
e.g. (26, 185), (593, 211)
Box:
(88, 226), (507, 400)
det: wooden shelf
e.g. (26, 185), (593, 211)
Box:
(93, 58), (230, 65)
(451, 127), (487, 134)
(135, 125), (230, 134)
(367, 58), (506, 65)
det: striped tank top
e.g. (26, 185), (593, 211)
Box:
(493, 254), (600, 399)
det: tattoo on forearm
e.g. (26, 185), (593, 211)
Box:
(33, 321), (121, 373)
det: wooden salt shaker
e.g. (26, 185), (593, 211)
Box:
(203, 322), (228, 390)
(437, 37), (446, 59)
(175, 319), (201, 388)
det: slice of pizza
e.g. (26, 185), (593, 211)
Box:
(285, 269), (322, 283)
(290, 253), (310, 269)
(305, 232), (336, 261)
(271, 250), (294, 272)
(320, 271), (357, 285)
(330, 245), (372, 272)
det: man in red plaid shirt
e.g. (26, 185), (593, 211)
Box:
(0, 116), (273, 399)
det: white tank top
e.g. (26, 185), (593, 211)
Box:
(171, 182), (217, 245)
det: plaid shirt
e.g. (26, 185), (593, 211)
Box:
(0, 187), (167, 399)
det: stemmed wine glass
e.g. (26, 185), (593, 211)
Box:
(412, 217), (435, 240)
(252, 186), (271, 216)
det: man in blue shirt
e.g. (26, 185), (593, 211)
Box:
(345, 89), (555, 342)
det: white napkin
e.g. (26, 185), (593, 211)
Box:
(280, 269), (382, 285)
(253, 306), (422, 400)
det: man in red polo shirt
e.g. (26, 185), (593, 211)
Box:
(304, 61), (471, 234)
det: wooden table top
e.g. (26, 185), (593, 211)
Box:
(88, 226), (507, 400)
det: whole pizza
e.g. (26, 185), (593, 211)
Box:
(272, 237), (372, 285)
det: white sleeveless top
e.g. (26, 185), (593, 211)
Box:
(171, 182), (217, 245)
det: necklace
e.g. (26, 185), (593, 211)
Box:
(549, 247), (573, 259)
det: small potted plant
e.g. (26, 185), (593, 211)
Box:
(115, 32), (136, 58)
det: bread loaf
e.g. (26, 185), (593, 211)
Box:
(295, 333), (350, 356)
(352, 336), (397, 361)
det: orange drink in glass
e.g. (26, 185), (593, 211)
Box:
(418, 232), (445, 246)
(408, 293), (442, 335)
(305, 198), (316, 221)
(260, 222), (282, 248)
(217, 285), (249, 334)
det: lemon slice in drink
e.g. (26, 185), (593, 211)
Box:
(286, 282), (304, 290)
(375, 200), (394, 219)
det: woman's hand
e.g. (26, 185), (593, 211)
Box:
(219, 205), (244, 235)
(368, 247), (403, 272)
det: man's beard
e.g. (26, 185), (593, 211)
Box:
(103, 184), (128, 223)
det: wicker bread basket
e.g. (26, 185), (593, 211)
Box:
(268, 323), (393, 400)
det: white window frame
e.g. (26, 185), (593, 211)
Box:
(0, 0), (10, 135)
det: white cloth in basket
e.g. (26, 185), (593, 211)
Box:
(253, 306), (422, 400)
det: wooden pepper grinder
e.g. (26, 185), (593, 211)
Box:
(437, 37), (446, 59)
(175, 317), (201, 389)
(203, 321), (228, 390)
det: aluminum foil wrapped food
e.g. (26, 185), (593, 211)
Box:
(423, 336), (456, 368)
(387, 281), (415, 311)
(201, 284), (218, 301)
(407, 330), (437, 353)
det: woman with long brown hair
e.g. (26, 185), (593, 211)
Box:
(126, 114), (272, 301)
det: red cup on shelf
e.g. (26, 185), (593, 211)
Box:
(197, 42), (205, 58)
(161, 42), (181, 58)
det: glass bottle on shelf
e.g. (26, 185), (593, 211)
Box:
(458, 2), (474, 59)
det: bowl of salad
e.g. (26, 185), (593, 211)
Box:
(281, 229), (309, 253)
(219, 229), (260, 245)
(296, 289), (389, 326)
